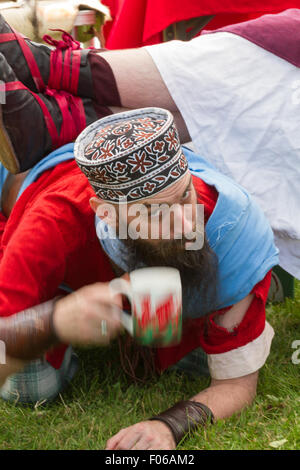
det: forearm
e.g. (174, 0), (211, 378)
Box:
(93, 48), (191, 142)
(0, 298), (59, 361)
(99, 48), (178, 112)
(107, 289), (265, 449)
(0, 299), (58, 387)
(191, 372), (258, 420)
(149, 372), (258, 447)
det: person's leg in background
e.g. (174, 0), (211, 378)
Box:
(91, 47), (191, 143)
(0, 48), (112, 174)
(0, 10), (190, 156)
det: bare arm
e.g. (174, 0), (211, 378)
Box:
(0, 283), (123, 386)
(99, 48), (191, 143)
(106, 294), (259, 450)
(192, 371), (258, 420)
(100, 48), (178, 111)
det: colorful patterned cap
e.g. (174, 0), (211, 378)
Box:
(74, 108), (189, 203)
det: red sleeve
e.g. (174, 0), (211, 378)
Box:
(0, 187), (90, 318)
(0, 162), (98, 369)
(0, 212), (7, 263)
(0, 197), (73, 369)
(155, 271), (272, 372)
(198, 270), (272, 354)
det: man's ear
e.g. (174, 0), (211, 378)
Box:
(89, 196), (102, 214)
(90, 196), (119, 229)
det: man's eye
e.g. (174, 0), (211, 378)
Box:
(182, 190), (191, 201)
(150, 208), (162, 218)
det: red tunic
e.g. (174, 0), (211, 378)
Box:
(0, 161), (271, 375)
(102, 0), (297, 49)
(0, 160), (115, 367)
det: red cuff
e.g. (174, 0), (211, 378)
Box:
(155, 270), (272, 371)
(200, 270), (272, 354)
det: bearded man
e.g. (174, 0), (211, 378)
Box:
(0, 9), (299, 281)
(0, 92), (278, 448)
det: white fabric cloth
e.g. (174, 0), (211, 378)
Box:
(146, 32), (300, 279)
(207, 322), (274, 380)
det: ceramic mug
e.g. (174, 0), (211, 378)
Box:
(109, 267), (182, 347)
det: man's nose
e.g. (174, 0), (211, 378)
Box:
(172, 204), (194, 237)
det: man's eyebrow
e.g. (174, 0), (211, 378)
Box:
(181, 175), (192, 198)
(143, 175), (193, 209)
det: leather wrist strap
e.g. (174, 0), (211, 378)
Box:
(0, 298), (61, 360)
(149, 400), (214, 445)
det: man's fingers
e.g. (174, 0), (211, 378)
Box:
(54, 281), (125, 346)
(87, 313), (123, 345)
(106, 425), (147, 450)
(84, 283), (123, 308)
(132, 436), (154, 450)
(106, 423), (162, 450)
(68, 300), (123, 346)
(106, 428), (128, 450)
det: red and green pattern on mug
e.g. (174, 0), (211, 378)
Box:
(109, 267), (182, 347)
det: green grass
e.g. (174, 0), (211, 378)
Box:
(0, 282), (299, 450)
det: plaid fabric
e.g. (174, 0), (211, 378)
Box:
(0, 346), (78, 404)
(170, 347), (210, 378)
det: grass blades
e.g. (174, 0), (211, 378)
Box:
(0, 281), (299, 450)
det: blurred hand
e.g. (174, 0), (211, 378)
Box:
(53, 282), (123, 346)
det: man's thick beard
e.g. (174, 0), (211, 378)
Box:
(122, 231), (219, 318)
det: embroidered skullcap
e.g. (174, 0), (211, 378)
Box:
(74, 107), (188, 203)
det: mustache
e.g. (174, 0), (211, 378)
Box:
(123, 231), (219, 318)
(136, 237), (190, 261)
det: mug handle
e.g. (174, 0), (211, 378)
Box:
(109, 278), (134, 336)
